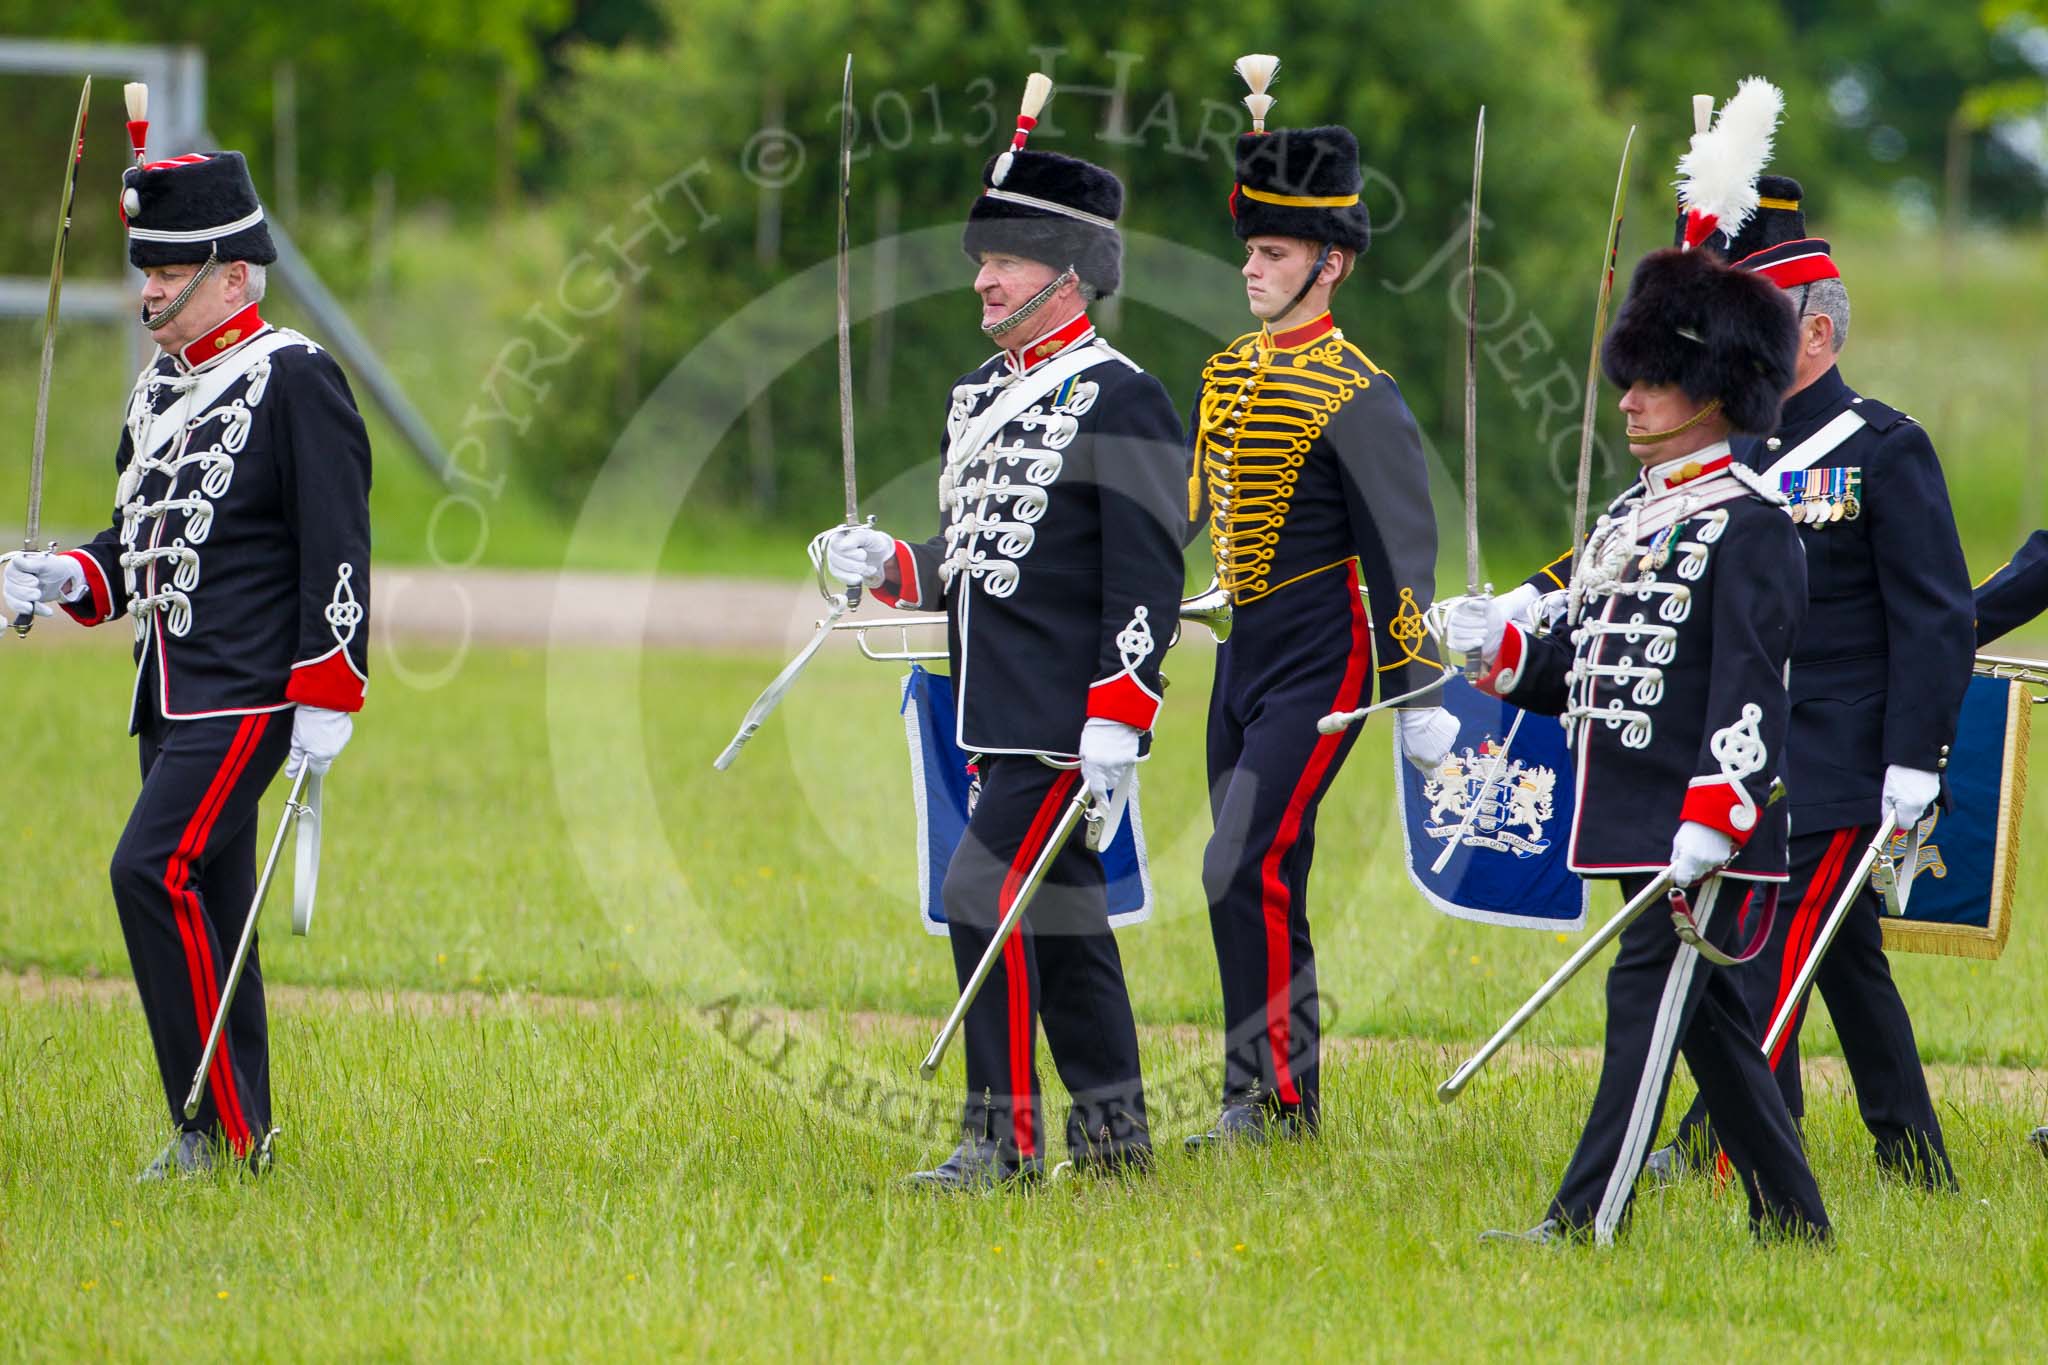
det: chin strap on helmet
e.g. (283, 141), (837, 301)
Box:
(1275, 242), (1334, 322)
(140, 243), (220, 331)
(983, 265), (1080, 341)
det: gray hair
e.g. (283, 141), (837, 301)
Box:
(239, 261), (268, 304)
(1797, 277), (1848, 353)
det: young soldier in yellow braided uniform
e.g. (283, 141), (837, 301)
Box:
(1182, 61), (1457, 1149)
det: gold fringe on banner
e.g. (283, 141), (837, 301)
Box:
(1881, 680), (2029, 960)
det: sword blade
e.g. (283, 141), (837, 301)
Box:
(15, 77), (89, 637)
(836, 53), (858, 525)
(835, 54), (863, 612)
(1762, 814), (1897, 1056)
(1571, 125), (1636, 555)
(1461, 105), (1484, 596)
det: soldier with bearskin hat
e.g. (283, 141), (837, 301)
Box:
(1446, 80), (1830, 1243)
(1512, 107), (1970, 1190)
(2, 124), (370, 1180)
(819, 74), (1185, 1189)
(1636, 171), (1972, 1191)
(1178, 56), (1458, 1150)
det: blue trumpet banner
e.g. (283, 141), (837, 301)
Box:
(900, 665), (1152, 936)
(1878, 673), (2028, 960)
(1393, 675), (1589, 931)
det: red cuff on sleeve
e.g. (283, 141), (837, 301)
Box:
(870, 539), (922, 610)
(1680, 779), (1758, 847)
(58, 550), (113, 626)
(1473, 623), (1526, 698)
(286, 651), (367, 712)
(1086, 671), (1162, 730)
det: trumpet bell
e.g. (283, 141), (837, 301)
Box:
(1178, 580), (1232, 645)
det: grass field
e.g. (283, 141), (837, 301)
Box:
(4, 635), (2048, 1359)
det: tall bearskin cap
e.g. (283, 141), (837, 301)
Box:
(962, 148), (1124, 297)
(1602, 247), (1799, 436)
(1230, 125), (1371, 254)
(121, 151), (277, 268)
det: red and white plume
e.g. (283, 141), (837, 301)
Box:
(121, 82), (150, 219)
(1675, 76), (1783, 250)
(991, 72), (1053, 187)
(124, 82), (148, 165)
(1235, 53), (1279, 133)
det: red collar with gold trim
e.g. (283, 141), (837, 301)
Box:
(1262, 312), (1335, 352)
(176, 302), (268, 369)
(1006, 312), (1095, 376)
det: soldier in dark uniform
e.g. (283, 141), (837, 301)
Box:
(2, 149), (371, 1180)
(1638, 181), (1970, 1189)
(1180, 62), (1457, 1149)
(821, 92), (1185, 1189)
(1509, 179), (1971, 1190)
(1972, 535), (2048, 1155)
(1448, 236), (1830, 1243)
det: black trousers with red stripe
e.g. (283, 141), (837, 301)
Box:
(940, 753), (1149, 1166)
(1550, 875), (1830, 1242)
(1201, 566), (1371, 1130)
(1670, 823), (1954, 1187)
(111, 705), (291, 1155)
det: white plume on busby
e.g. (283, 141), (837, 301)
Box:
(1234, 53), (1280, 133)
(1675, 76), (1784, 250)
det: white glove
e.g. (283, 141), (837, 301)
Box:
(1078, 715), (1142, 844)
(1668, 820), (1735, 887)
(1397, 706), (1460, 774)
(1881, 764), (1940, 832)
(1495, 581), (1544, 630)
(1443, 594), (1508, 662)
(1079, 717), (1141, 803)
(2, 551), (84, 620)
(822, 526), (895, 588)
(287, 706), (354, 778)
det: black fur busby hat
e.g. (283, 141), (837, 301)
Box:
(962, 72), (1122, 297)
(120, 151), (277, 269)
(962, 148), (1124, 297)
(1225, 56), (1370, 254)
(1601, 247), (1798, 436)
(1229, 126), (1371, 253)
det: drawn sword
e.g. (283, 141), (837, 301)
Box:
(835, 52), (874, 605)
(1458, 105), (1486, 678)
(12, 77), (90, 638)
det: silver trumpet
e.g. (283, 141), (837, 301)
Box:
(1174, 577), (1232, 646)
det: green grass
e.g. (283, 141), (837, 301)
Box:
(4, 986), (2047, 1361)
(6, 635), (2048, 1358)
(13, 637), (2048, 1064)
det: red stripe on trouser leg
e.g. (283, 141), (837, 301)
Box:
(162, 716), (259, 1149)
(991, 767), (1079, 1159)
(1257, 572), (1371, 1107)
(1003, 934), (1034, 1158)
(1765, 826), (1859, 1072)
(165, 713), (270, 1154)
(170, 713), (266, 1153)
